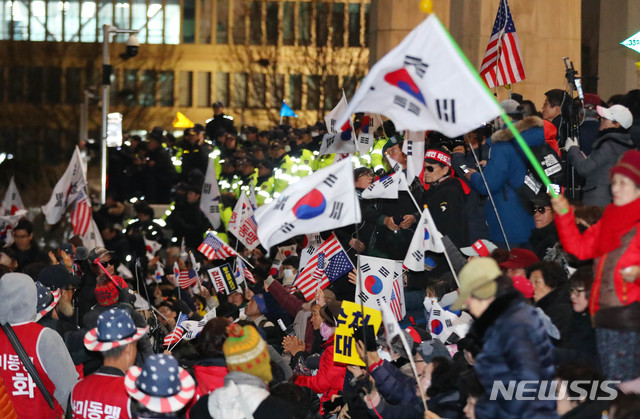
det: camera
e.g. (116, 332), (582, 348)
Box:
(121, 34), (139, 59)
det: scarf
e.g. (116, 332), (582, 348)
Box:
(596, 198), (640, 254)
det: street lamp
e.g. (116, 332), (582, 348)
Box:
(101, 24), (139, 204)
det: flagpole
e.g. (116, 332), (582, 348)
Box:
(167, 312), (183, 352)
(466, 142), (510, 250)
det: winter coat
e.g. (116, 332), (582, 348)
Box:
(294, 334), (346, 413)
(535, 285), (573, 347)
(555, 310), (598, 367)
(529, 223), (559, 260)
(192, 358), (228, 400)
(469, 291), (556, 418)
(567, 127), (635, 208)
(554, 199), (640, 319)
(369, 360), (420, 405)
(469, 117), (545, 245)
(421, 176), (469, 248)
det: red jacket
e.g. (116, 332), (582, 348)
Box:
(192, 363), (228, 400)
(294, 335), (346, 413)
(70, 368), (131, 419)
(555, 202), (640, 314)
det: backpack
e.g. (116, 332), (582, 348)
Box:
(515, 142), (563, 208)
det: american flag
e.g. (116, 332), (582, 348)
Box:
(163, 313), (188, 347)
(293, 234), (354, 301)
(70, 193), (92, 236)
(479, 0), (525, 88)
(390, 275), (404, 321)
(236, 257), (255, 284)
(178, 269), (198, 289)
(197, 232), (238, 260)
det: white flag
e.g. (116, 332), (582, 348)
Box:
(228, 193), (260, 251)
(2, 177), (24, 216)
(336, 14), (502, 136)
(81, 217), (104, 250)
(355, 256), (405, 321)
(42, 147), (87, 225)
(255, 159), (361, 251)
(361, 171), (408, 200)
(0, 210), (27, 246)
(403, 207), (445, 271)
(357, 113), (383, 154)
(320, 92), (357, 155)
(299, 233), (323, 270)
(403, 131), (426, 183)
(201, 158), (221, 229)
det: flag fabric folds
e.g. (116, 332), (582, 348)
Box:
(2, 177), (24, 216)
(198, 232), (238, 260)
(201, 158), (222, 229)
(361, 171), (408, 200)
(479, 0), (525, 88)
(335, 14), (502, 137)
(254, 159), (361, 251)
(299, 233), (324, 271)
(144, 237), (163, 259)
(403, 207), (445, 271)
(279, 101), (298, 118)
(0, 210), (27, 246)
(403, 131), (426, 183)
(81, 218), (104, 250)
(163, 313), (189, 346)
(70, 191), (92, 236)
(356, 113), (383, 154)
(228, 193), (260, 250)
(42, 147), (88, 225)
(235, 257), (255, 284)
(319, 92), (357, 155)
(177, 269), (198, 289)
(293, 233), (354, 301)
(355, 255), (405, 321)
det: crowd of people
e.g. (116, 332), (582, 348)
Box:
(2, 88), (640, 419)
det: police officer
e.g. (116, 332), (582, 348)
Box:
(205, 101), (237, 140)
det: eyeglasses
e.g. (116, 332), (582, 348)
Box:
(424, 165), (436, 173)
(570, 287), (586, 295)
(96, 259), (116, 266)
(532, 206), (549, 214)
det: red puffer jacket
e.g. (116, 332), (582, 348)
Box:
(294, 335), (346, 413)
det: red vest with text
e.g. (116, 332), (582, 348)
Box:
(0, 322), (63, 418)
(71, 372), (131, 419)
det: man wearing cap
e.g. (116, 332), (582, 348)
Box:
(181, 127), (212, 183)
(144, 128), (175, 204)
(564, 103), (636, 207)
(453, 258), (555, 418)
(0, 273), (78, 417)
(205, 101), (237, 140)
(269, 140), (299, 194)
(255, 159), (276, 206)
(70, 308), (148, 419)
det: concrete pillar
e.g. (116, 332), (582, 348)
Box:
(597, 0), (640, 101)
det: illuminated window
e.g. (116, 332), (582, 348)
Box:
(232, 73), (247, 108)
(199, 0), (212, 43)
(165, 0), (180, 44)
(216, 0), (228, 44)
(113, 1), (130, 42)
(196, 72), (211, 108)
(214, 72), (229, 106)
(64, 1), (81, 41)
(147, 0), (164, 44)
(98, 1), (114, 39)
(178, 71), (193, 107)
(132, 0), (147, 42)
(30, 1), (48, 41)
(80, 1), (98, 42)
(158, 71), (174, 106)
(46, 0), (63, 41)
(140, 70), (157, 106)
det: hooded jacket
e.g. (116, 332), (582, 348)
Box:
(469, 117), (544, 245)
(567, 127), (635, 208)
(0, 273), (78, 416)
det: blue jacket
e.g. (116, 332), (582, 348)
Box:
(469, 117), (545, 245)
(370, 360), (420, 405)
(469, 291), (557, 419)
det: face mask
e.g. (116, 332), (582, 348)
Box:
(320, 322), (334, 341)
(283, 269), (295, 287)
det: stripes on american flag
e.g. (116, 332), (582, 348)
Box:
(163, 313), (188, 346)
(71, 194), (91, 236)
(479, 0), (525, 88)
(390, 276), (404, 321)
(293, 234), (342, 301)
(178, 269), (198, 289)
(239, 258), (255, 283)
(197, 232), (238, 260)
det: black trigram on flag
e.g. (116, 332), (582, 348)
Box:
(411, 250), (422, 261)
(55, 193), (64, 208)
(323, 174), (338, 188)
(445, 319), (453, 327)
(404, 55), (429, 78)
(329, 202), (343, 219)
(209, 205), (220, 214)
(405, 141), (413, 156)
(433, 309), (441, 316)
(280, 222), (294, 234)
(436, 99), (456, 123)
(203, 184), (211, 194)
(274, 196), (289, 211)
(379, 266), (390, 277)
(358, 291), (369, 303)
(361, 263), (371, 273)
(382, 177), (394, 188)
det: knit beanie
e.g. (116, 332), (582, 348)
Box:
(610, 149), (640, 188)
(223, 323), (272, 384)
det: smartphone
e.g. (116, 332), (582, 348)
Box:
(460, 164), (470, 174)
(393, 215), (404, 225)
(353, 324), (377, 351)
(322, 396), (343, 413)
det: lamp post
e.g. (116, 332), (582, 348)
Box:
(101, 24), (139, 204)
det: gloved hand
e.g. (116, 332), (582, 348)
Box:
(564, 137), (579, 152)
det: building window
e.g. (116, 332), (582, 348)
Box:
(43, 67), (60, 104)
(215, 72), (230, 106)
(316, 2), (328, 47)
(140, 69), (157, 107)
(249, 1), (262, 45)
(165, 0), (181, 44)
(147, 0), (164, 44)
(183, 0), (196, 44)
(178, 71), (193, 107)
(113, 2), (130, 42)
(289, 74), (302, 110)
(64, 1), (81, 42)
(232, 0), (247, 45)
(364, 3), (370, 47)
(216, 0), (229, 44)
(266, 2), (278, 46)
(332, 3), (344, 47)
(80, 1), (98, 42)
(98, 1), (114, 39)
(109, 68), (119, 104)
(158, 71), (174, 106)
(232, 73), (248, 108)
(65, 67), (82, 105)
(27, 67), (44, 104)
(298, 2), (310, 46)
(122, 69), (138, 106)
(47, 0), (63, 41)
(324, 75), (339, 110)
(342, 75), (358, 100)
(30, 1), (48, 41)
(306, 75), (320, 110)
(348, 3), (361, 47)
(249, 73), (266, 108)
(282, 2), (294, 46)
(269, 73), (285, 108)
(199, 0), (212, 44)
(196, 72), (211, 108)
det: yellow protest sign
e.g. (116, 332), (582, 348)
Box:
(333, 300), (382, 366)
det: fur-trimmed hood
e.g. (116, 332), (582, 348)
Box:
(490, 116), (545, 144)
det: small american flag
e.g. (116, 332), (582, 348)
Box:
(197, 232), (238, 260)
(178, 269), (198, 289)
(71, 193), (91, 236)
(237, 257), (255, 283)
(163, 313), (188, 346)
(479, 0), (525, 88)
(293, 234), (353, 301)
(390, 276), (404, 321)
